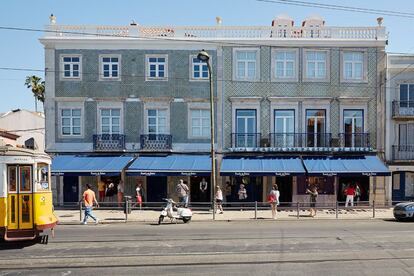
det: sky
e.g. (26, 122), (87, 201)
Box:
(0, 0), (413, 113)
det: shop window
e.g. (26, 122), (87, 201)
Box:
(405, 172), (414, 197)
(297, 176), (334, 195)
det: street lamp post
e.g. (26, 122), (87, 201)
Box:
(197, 50), (216, 220)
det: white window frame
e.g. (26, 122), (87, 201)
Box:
(99, 54), (121, 81)
(233, 48), (260, 81)
(60, 55), (82, 80)
(188, 103), (211, 139)
(189, 55), (209, 81)
(144, 102), (170, 135)
(271, 48), (299, 82)
(145, 54), (168, 81)
(303, 49), (330, 82)
(340, 50), (367, 83)
(57, 102), (84, 138)
(97, 102), (124, 135)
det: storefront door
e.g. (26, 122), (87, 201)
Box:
(190, 176), (211, 203)
(147, 176), (167, 202)
(276, 176), (293, 205)
(63, 176), (79, 203)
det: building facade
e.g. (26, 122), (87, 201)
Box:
(41, 15), (390, 206)
(385, 54), (414, 202)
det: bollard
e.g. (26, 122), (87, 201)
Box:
(79, 201), (82, 222)
(372, 200), (375, 218)
(124, 196), (132, 222)
(255, 201), (257, 220)
(297, 202), (300, 219)
(336, 201), (338, 219)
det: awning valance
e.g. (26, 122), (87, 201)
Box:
(220, 157), (305, 176)
(51, 155), (133, 176)
(303, 155), (391, 176)
(126, 155), (211, 176)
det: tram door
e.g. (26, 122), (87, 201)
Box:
(7, 165), (33, 230)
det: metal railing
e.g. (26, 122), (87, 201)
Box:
(268, 133), (332, 148)
(74, 200), (394, 222)
(140, 134), (172, 151)
(392, 101), (414, 117)
(338, 133), (370, 148)
(231, 133), (261, 148)
(93, 134), (126, 151)
(392, 145), (414, 161)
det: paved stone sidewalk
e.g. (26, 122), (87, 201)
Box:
(55, 207), (394, 224)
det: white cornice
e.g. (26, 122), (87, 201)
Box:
(229, 96), (263, 103)
(337, 96), (370, 103)
(267, 96), (333, 102)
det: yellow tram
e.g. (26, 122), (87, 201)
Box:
(0, 145), (58, 241)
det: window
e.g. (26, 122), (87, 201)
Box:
(274, 110), (295, 147)
(146, 55), (168, 80)
(305, 51), (327, 79)
(399, 123), (414, 146)
(100, 56), (120, 79)
(61, 56), (81, 79)
(61, 108), (81, 136)
(8, 166), (17, 192)
(190, 109), (210, 138)
(19, 166), (32, 192)
(306, 109), (326, 147)
(148, 109), (167, 134)
(343, 52), (364, 80)
(235, 109), (257, 147)
(405, 173), (414, 197)
(400, 84), (414, 108)
(274, 50), (297, 79)
(343, 109), (364, 147)
(297, 176), (334, 195)
(191, 57), (209, 80)
(234, 50), (258, 80)
(100, 108), (121, 134)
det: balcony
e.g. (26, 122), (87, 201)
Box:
(231, 133), (261, 148)
(140, 134), (172, 151)
(339, 133), (370, 148)
(93, 134), (125, 151)
(392, 101), (414, 118)
(392, 145), (414, 161)
(269, 133), (332, 148)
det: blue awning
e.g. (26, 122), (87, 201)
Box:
(220, 157), (305, 176)
(126, 155), (211, 176)
(51, 155), (134, 176)
(303, 155), (391, 176)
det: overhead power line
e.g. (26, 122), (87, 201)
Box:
(256, 0), (414, 19)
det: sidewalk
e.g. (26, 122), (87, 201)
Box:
(55, 207), (394, 224)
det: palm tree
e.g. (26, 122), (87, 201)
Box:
(24, 75), (45, 112)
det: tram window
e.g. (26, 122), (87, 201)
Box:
(8, 166), (17, 192)
(19, 166), (32, 192)
(37, 165), (49, 190)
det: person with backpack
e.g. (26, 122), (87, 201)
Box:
(176, 179), (190, 207)
(268, 184), (280, 219)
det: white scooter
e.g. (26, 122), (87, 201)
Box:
(158, 198), (193, 224)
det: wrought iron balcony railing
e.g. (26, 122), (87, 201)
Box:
(392, 101), (414, 118)
(93, 134), (125, 151)
(392, 145), (414, 161)
(269, 133), (332, 148)
(339, 133), (370, 148)
(231, 133), (261, 148)
(140, 134), (172, 151)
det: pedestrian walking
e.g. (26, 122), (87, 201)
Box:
(238, 184), (248, 211)
(355, 183), (361, 206)
(81, 184), (99, 225)
(117, 180), (124, 207)
(306, 185), (318, 217)
(97, 179), (106, 202)
(268, 184), (280, 219)
(135, 180), (144, 209)
(199, 178), (208, 202)
(176, 179), (190, 207)
(345, 184), (356, 207)
(215, 185), (224, 214)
